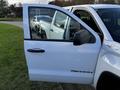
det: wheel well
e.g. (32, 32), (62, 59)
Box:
(96, 71), (120, 90)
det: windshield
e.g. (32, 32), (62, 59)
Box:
(96, 8), (120, 43)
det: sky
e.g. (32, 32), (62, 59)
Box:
(7, 0), (54, 5)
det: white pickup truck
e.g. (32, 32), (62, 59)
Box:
(23, 4), (120, 90)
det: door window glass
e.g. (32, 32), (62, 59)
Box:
(29, 8), (55, 40)
(54, 11), (67, 29)
(74, 10), (99, 32)
(29, 7), (95, 44)
(74, 10), (103, 41)
(65, 18), (95, 44)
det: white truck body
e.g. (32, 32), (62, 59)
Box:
(64, 4), (120, 88)
(23, 4), (120, 90)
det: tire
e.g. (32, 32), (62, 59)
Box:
(97, 72), (120, 90)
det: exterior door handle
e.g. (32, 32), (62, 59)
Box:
(27, 48), (45, 53)
(50, 29), (54, 32)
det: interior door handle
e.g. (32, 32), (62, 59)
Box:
(27, 48), (45, 53)
(50, 29), (54, 32)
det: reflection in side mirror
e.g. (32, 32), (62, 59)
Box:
(73, 30), (95, 46)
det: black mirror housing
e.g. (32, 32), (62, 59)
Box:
(73, 32), (82, 46)
(73, 30), (94, 46)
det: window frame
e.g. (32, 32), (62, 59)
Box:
(28, 6), (96, 43)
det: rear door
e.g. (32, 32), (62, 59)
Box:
(23, 4), (101, 84)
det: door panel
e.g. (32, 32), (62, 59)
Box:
(23, 4), (101, 84)
(25, 40), (99, 84)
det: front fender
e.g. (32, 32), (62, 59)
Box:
(93, 44), (120, 88)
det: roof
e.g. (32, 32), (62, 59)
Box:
(64, 4), (120, 9)
(89, 4), (120, 9)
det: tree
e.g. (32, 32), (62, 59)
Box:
(8, 3), (23, 18)
(49, 0), (95, 6)
(0, 0), (8, 18)
(9, 4), (16, 12)
(15, 7), (22, 18)
(95, 0), (120, 4)
(74, 0), (94, 4)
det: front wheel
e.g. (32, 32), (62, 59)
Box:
(97, 72), (120, 90)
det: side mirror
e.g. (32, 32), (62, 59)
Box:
(73, 31), (82, 46)
(73, 30), (94, 46)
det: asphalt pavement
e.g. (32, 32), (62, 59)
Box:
(0, 21), (23, 28)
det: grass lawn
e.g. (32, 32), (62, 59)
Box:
(0, 18), (22, 21)
(0, 23), (94, 90)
